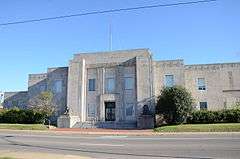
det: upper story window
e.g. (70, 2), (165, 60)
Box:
(39, 85), (46, 92)
(54, 80), (62, 93)
(200, 102), (208, 110)
(197, 78), (206, 90)
(105, 78), (115, 93)
(124, 77), (134, 90)
(88, 79), (96, 91)
(164, 75), (174, 87)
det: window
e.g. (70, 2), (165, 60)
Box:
(87, 104), (96, 117)
(88, 79), (96, 91)
(165, 75), (174, 87)
(200, 102), (208, 110)
(124, 77), (134, 90)
(197, 78), (206, 90)
(236, 98), (240, 106)
(39, 85), (46, 92)
(126, 103), (134, 116)
(224, 101), (227, 109)
(12, 100), (18, 106)
(54, 80), (62, 93)
(105, 78), (115, 93)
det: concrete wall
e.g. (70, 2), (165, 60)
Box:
(153, 60), (185, 97)
(87, 64), (137, 122)
(28, 73), (48, 100)
(3, 91), (28, 109)
(86, 68), (99, 121)
(136, 55), (154, 115)
(3, 67), (68, 123)
(73, 49), (150, 64)
(153, 60), (240, 110)
(67, 59), (85, 120)
(185, 63), (240, 110)
(67, 49), (151, 126)
(47, 67), (68, 117)
(27, 67), (68, 117)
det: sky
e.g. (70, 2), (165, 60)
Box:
(0, 0), (240, 91)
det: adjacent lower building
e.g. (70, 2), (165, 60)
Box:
(2, 49), (240, 128)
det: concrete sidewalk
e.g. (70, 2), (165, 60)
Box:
(51, 128), (240, 136)
(52, 128), (155, 136)
(1, 128), (240, 136)
(0, 150), (91, 159)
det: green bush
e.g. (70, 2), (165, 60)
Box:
(156, 86), (194, 124)
(0, 108), (47, 124)
(224, 109), (240, 123)
(187, 109), (240, 124)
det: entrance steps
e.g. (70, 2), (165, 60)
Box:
(73, 121), (137, 129)
(72, 121), (97, 128)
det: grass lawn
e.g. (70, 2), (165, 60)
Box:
(0, 157), (17, 159)
(0, 124), (48, 130)
(154, 123), (240, 132)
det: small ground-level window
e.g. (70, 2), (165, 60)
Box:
(200, 102), (208, 110)
(126, 103), (134, 116)
(87, 104), (96, 117)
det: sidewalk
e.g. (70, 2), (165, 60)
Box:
(53, 128), (155, 136)
(51, 128), (240, 136)
(0, 150), (91, 159)
(1, 128), (240, 136)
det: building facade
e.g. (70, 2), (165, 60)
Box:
(2, 49), (240, 128)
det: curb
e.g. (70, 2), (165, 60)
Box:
(1, 128), (240, 136)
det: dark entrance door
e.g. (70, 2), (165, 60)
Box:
(105, 102), (115, 121)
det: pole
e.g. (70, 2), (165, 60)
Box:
(109, 19), (112, 51)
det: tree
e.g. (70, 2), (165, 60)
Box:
(156, 86), (194, 124)
(29, 91), (55, 118)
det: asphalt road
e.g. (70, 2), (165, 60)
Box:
(0, 131), (240, 159)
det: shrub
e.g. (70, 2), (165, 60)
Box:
(0, 108), (47, 124)
(187, 110), (216, 124)
(187, 109), (240, 124)
(156, 86), (194, 124)
(224, 109), (240, 123)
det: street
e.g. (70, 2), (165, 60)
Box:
(0, 131), (240, 159)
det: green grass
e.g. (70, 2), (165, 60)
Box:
(0, 124), (48, 130)
(154, 123), (240, 132)
(0, 157), (17, 159)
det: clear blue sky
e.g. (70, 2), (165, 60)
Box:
(0, 0), (239, 91)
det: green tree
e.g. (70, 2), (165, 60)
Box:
(156, 86), (194, 124)
(29, 91), (55, 118)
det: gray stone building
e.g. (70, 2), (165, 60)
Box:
(2, 49), (240, 128)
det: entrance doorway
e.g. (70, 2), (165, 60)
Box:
(105, 102), (115, 121)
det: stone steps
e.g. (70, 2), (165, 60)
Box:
(73, 121), (137, 129)
(72, 121), (97, 128)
